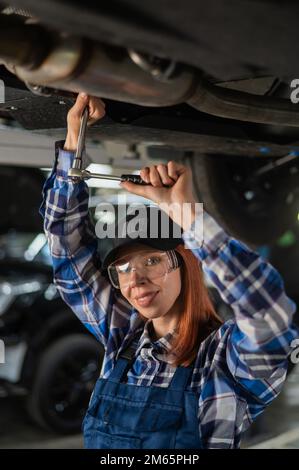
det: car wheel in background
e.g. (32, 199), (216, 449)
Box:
(188, 153), (299, 246)
(26, 334), (103, 434)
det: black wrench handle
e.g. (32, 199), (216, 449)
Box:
(120, 174), (173, 186)
(120, 174), (150, 185)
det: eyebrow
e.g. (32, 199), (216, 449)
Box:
(115, 251), (164, 262)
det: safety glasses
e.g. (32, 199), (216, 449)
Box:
(107, 249), (181, 289)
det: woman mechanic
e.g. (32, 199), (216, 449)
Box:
(39, 93), (299, 449)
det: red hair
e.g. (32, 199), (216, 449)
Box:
(169, 244), (223, 367)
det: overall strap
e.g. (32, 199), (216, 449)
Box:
(109, 335), (195, 389)
(108, 345), (137, 383)
(168, 360), (195, 391)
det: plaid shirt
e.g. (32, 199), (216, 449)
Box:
(39, 141), (299, 449)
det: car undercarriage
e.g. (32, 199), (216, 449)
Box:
(1, 1), (299, 244)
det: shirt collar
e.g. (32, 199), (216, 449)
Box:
(135, 317), (178, 357)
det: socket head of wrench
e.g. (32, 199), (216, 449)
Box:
(68, 168), (84, 178)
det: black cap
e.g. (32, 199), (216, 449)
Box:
(101, 205), (184, 269)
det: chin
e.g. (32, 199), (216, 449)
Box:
(137, 307), (165, 319)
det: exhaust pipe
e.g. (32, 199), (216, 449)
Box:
(1, 19), (299, 126)
(187, 77), (299, 127)
(0, 20), (196, 107)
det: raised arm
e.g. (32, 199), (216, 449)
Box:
(182, 208), (299, 407)
(39, 94), (135, 357)
(119, 158), (299, 407)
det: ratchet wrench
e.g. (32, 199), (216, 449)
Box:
(68, 105), (150, 185)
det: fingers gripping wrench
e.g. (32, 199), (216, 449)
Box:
(67, 106), (149, 185)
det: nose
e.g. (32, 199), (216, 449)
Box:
(127, 268), (147, 288)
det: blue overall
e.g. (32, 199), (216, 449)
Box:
(82, 346), (201, 449)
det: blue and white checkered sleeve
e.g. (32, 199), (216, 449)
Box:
(183, 209), (299, 405)
(39, 141), (133, 349)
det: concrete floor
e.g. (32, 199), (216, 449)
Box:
(0, 364), (299, 449)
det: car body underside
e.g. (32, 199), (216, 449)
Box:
(1, 0), (299, 245)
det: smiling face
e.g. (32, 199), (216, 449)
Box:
(112, 243), (182, 321)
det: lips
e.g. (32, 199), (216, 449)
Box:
(135, 291), (159, 308)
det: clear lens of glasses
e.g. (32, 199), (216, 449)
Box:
(107, 249), (180, 289)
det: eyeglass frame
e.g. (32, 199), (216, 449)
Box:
(107, 249), (182, 289)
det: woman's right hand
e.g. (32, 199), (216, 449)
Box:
(64, 93), (106, 151)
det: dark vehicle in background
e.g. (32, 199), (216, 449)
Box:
(0, 166), (104, 434)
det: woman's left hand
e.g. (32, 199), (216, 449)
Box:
(119, 161), (198, 229)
